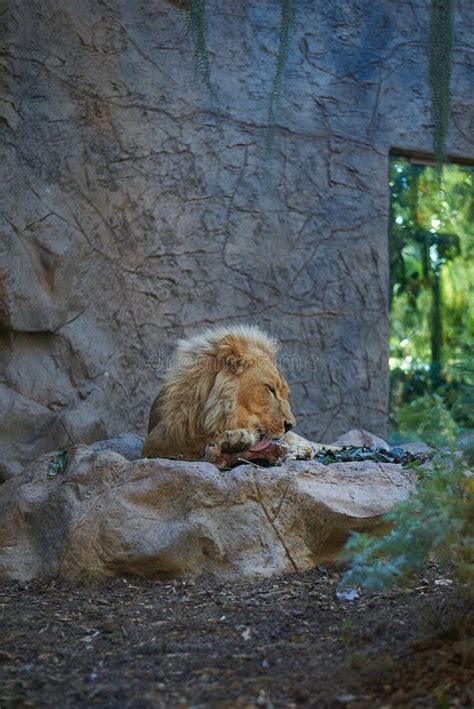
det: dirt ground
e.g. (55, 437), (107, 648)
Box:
(0, 565), (472, 709)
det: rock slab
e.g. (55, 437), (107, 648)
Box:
(0, 445), (415, 582)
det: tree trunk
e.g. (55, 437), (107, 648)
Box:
(430, 269), (443, 389)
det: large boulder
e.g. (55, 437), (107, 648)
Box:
(0, 443), (415, 582)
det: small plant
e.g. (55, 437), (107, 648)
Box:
(340, 453), (473, 593)
(47, 449), (69, 478)
(397, 393), (459, 446)
(340, 618), (354, 646)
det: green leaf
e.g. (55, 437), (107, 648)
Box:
(47, 449), (69, 479)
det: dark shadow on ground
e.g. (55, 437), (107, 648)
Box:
(0, 566), (472, 708)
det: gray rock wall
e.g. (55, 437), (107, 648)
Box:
(1, 0), (472, 477)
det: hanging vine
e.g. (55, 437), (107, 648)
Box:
(186, 0), (219, 104)
(429, 0), (454, 173)
(265, 0), (294, 153)
(184, 1), (455, 163)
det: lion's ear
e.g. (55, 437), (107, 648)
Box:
(216, 335), (247, 373)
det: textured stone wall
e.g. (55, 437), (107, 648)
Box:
(0, 0), (472, 477)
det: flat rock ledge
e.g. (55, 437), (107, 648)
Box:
(0, 444), (416, 582)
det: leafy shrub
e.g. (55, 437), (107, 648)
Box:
(445, 336), (474, 429)
(397, 393), (459, 446)
(340, 454), (473, 593)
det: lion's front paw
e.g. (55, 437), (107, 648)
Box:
(218, 428), (258, 453)
(285, 443), (315, 460)
(281, 431), (315, 460)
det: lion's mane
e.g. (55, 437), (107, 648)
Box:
(146, 325), (277, 456)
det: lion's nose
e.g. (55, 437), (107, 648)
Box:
(284, 421), (294, 433)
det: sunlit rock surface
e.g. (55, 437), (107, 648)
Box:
(0, 442), (415, 582)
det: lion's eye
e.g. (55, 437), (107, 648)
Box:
(266, 385), (276, 396)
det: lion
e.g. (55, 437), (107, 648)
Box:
(142, 324), (316, 462)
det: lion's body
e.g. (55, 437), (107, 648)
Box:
(142, 324), (314, 461)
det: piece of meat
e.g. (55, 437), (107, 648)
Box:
(204, 439), (289, 469)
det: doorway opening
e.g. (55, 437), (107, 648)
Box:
(388, 153), (473, 444)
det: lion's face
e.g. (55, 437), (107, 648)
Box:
(234, 359), (296, 440)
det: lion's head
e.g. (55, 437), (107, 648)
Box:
(144, 325), (296, 460)
(216, 333), (296, 440)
